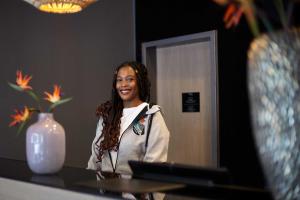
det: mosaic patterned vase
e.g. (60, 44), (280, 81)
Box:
(247, 28), (300, 200)
(26, 113), (65, 174)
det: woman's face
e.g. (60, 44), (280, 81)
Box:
(116, 66), (141, 107)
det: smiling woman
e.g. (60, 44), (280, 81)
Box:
(87, 61), (170, 200)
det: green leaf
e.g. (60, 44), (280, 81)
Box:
(8, 82), (23, 92)
(48, 97), (73, 112)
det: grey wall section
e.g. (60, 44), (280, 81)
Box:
(0, 0), (135, 168)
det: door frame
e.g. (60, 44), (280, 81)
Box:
(141, 30), (219, 166)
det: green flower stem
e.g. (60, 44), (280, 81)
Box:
(255, 7), (274, 33)
(286, 1), (295, 27)
(274, 0), (288, 30)
(8, 82), (43, 112)
(17, 120), (28, 136)
(27, 90), (42, 112)
(243, 1), (260, 37)
(29, 108), (41, 113)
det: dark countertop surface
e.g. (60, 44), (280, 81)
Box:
(0, 158), (122, 199)
(0, 158), (273, 200)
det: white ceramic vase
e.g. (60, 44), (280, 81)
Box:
(26, 113), (65, 174)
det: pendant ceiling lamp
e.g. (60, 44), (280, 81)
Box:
(23, 0), (97, 14)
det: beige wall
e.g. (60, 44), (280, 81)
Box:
(0, 0), (135, 168)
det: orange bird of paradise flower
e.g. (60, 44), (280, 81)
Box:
(9, 106), (30, 127)
(16, 70), (32, 90)
(223, 3), (244, 29)
(44, 85), (61, 103)
(213, 0), (244, 29)
(213, 0), (259, 36)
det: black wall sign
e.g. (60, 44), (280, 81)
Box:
(182, 92), (200, 112)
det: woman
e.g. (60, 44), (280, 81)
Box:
(87, 61), (170, 199)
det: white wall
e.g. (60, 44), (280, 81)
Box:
(0, 177), (114, 200)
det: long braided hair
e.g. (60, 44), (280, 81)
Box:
(95, 61), (151, 162)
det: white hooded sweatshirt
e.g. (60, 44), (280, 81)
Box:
(87, 102), (170, 176)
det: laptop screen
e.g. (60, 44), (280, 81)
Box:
(128, 160), (231, 186)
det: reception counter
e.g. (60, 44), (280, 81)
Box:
(0, 158), (273, 200)
(0, 158), (119, 200)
